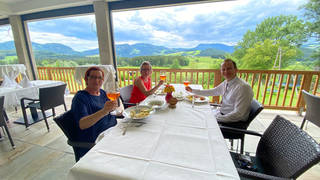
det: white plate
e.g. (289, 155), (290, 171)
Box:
(123, 105), (155, 120)
(147, 99), (165, 109)
(155, 89), (166, 95)
(173, 92), (185, 101)
(185, 95), (209, 103)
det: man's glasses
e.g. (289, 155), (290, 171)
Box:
(88, 76), (103, 80)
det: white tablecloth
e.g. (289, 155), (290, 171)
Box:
(67, 84), (239, 180)
(0, 80), (66, 111)
(74, 65), (116, 91)
(0, 64), (26, 80)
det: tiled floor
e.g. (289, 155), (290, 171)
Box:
(0, 95), (319, 180)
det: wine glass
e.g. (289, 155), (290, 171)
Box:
(183, 80), (190, 87)
(160, 71), (166, 81)
(107, 90), (120, 115)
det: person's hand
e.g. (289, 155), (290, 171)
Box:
(158, 80), (164, 86)
(103, 100), (117, 114)
(185, 86), (192, 92)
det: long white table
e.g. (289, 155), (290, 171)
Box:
(68, 84), (239, 180)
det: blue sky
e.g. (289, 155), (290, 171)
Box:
(0, 0), (309, 51)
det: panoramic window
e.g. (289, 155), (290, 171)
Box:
(27, 14), (99, 67)
(111, 0), (316, 71)
(0, 25), (17, 65)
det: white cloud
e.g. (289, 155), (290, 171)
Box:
(0, 26), (14, 42)
(0, 0), (312, 50)
(29, 32), (98, 51)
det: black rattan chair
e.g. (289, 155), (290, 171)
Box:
(119, 85), (135, 109)
(54, 110), (95, 162)
(224, 115), (320, 180)
(300, 90), (320, 129)
(220, 99), (263, 154)
(20, 83), (67, 131)
(0, 96), (15, 149)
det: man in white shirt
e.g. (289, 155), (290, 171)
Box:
(186, 59), (253, 123)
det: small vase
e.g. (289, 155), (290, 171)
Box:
(165, 92), (173, 103)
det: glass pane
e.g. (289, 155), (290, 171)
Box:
(27, 15), (99, 67)
(0, 25), (17, 65)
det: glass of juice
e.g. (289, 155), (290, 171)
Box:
(160, 71), (166, 81)
(107, 90), (120, 115)
(183, 80), (190, 87)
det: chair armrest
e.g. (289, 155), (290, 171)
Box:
(123, 102), (136, 106)
(20, 97), (39, 109)
(116, 115), (125, 119)
(237, 168), (292, 180)
(20, 97), (39, 101)
(123, 102), (136, 108)
(210, 103), (221, 107)
(67, 140), (95, 149)
(220, 126), (263, 137)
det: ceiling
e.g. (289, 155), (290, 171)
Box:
(0, 0), (102, 19)
(0, 0), (223, 20)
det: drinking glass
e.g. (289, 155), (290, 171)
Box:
(107, 90), (120, 115)
(160, 71), (166, 81)
(183, 80), (190, 87)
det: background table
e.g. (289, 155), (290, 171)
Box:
(68, 84), (239, 180)
(0, 80), (67, 125)
(0, 64), (26, 80)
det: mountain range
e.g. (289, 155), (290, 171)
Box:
(0, 41), (234, 58)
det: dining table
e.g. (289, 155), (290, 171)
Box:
(67, 84), (240, 180)
(0, 80), (67, 125)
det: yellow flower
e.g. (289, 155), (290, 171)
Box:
(164, 84), (175, 93)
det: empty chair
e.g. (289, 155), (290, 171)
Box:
(227, 115), (320, 179)
(220, 99), (263, 154)
(0, 96), (15, 149)
(20, 83), (67, 131)
(54, 110), (95, 162)
(300, 90), (320, 129)
(119, 85), (135, 109)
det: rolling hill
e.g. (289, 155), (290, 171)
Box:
(0, 41), (234, 59)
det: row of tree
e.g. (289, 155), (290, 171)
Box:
(117, 56), (189, 68)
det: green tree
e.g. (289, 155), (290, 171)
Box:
(241, 39), (300, 69)
(233, 15), (309, 69)
(301, 0), (320, 66)
(170, 59), (180, 69)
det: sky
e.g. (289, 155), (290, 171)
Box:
(0, 0), (309, 52)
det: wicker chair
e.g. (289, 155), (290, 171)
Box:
(219, 99), (263, 154)
(300, 90), (320, 129)
(20, 83), (67, 131)
(54, 110), (95, 162)
(224, 115), (320, 180)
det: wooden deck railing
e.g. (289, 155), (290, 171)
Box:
(37, 67), (320, 112)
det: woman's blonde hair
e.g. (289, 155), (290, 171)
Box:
(140, 61), (152, 71)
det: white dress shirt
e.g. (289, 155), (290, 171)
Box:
(192, 76), (253, 123)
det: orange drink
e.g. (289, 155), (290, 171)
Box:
(107, 92), (120, 101)
(160, 75), (166, 81)
(183, 81), (190, 87)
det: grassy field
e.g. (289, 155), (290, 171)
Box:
(118, 56), (224, 69)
